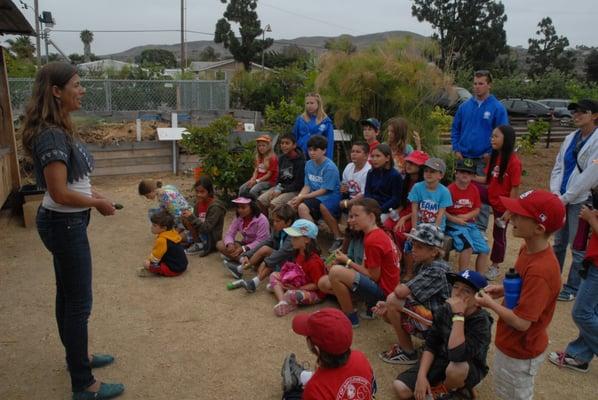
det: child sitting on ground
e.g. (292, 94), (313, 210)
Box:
(288, 135), (343, 252)
(257, 134), (305, 215)
(138, 210), (188, 277)
(280, 308), (376, 400)
(268, 219), (326, 316)
(216, 194), (270, 263)
(225, 204), (297, 292)
(475, 190), (565, 400)
(138, 179), (192, 228)
(238, 135), (278, 197)
(446, 158), (490, 273)
(182, 176), (227, 257)
(373, 223), (451, 365)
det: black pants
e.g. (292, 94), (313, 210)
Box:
(37, 207), (94, 392)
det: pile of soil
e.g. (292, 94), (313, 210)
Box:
(78, 120), (170, 146)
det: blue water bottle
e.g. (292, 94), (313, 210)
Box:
(503, 268), (522, 310)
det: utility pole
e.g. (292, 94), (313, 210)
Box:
(34, 0), (41, 67)
(180, 0), (185, 73)
(261, 24), (271, 70)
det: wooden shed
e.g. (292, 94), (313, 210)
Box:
(0, 0), (34, 207)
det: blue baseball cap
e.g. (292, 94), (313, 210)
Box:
(360, 117), (380, 131)
(446, 269), (487, 291)
(284, 219), (318, 239)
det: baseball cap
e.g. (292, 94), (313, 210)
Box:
(500, 190), (566, 234)
(283, 219), (318, 239)
(405, 223), (444, 248)
(292, 308), (353, 355)
(447, 269), (487, 292)
(424, 157), (447, 174)
(231, 196), (252, 204)
(360, 117), (381, 131)
(256, 134), (272, 143)
(567, 99), (598, 114)
(404, 150), (429, 166)
(455, 158), (476, 174)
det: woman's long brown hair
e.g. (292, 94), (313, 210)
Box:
(21, 62), (78, 156)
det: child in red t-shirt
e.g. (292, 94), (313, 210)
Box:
(318, 198), (400, 327)
(475, 190), (565, 400)
(475, 125), (521, 280)
(239, 134), (279, 197)
(281, 308), (376, 400)
(446, 158), (490, 273)
(268, 219), (326, 317)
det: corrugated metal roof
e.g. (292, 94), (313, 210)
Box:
(0, 0), (35, 35)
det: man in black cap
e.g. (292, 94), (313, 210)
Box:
(393, 270), (493, 400)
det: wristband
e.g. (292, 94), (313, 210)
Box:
(452, 316), (465, 323)
(345, 258), (352, 268)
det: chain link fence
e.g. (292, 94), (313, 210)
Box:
(8, 78), (229, 115)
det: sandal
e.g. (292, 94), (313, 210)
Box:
(274, 302), (297, 317)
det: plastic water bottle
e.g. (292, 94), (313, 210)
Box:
(389, 208), (400, 222)
(503, 268), (522, 310)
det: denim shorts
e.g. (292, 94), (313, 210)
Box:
(351, 272), (385, 307)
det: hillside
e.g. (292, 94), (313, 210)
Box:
(102, 30), (428, 62)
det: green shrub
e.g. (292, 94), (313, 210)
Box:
(264, 98), (303, 135)
(180, 116), (255, 201)
(517, 119), (550, 154)
(429, 106), (453, 133)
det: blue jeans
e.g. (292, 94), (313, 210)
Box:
(565, 263), (598, 363)
(351, 272), (385, 308)
(553, 202), (586, 295)
(473, 158), (490, 232)
(36, 207), (95, 392)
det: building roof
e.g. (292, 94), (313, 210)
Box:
(190, 59), (274, 72)
(77, 59), (137, 71)
(0, 0), (35, 35)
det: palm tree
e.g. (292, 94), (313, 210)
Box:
(6, 36), (35, 60)
(80, 30), (94, 62)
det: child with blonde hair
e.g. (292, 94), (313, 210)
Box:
(239, 135), (278, 197)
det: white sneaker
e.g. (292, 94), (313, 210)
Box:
(485, 265), (500, 281)
(185, 242), (204, 255)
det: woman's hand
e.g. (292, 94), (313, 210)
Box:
(95, 199), (116, 216)
(580, 205), (598, 222)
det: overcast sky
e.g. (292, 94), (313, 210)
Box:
(6, 0), (597, 56)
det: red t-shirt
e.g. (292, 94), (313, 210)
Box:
(295, 251), (326, 299)
(485, 154), (522, 212)
(495, 244), (561, 359)
(447, 182), (481, 222)
(194, 198), (212, 222)
(586, 232), (598, 267)
(363, 228), (400, 296)
(255, 154), (279, 185)
(302, 350), (374, 400)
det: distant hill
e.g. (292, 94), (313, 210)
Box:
(102, 30), (428, 62)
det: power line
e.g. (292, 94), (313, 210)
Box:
(51, 29), (214, 35)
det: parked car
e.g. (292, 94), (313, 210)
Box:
(500, 98), (553, 120)
(435, 86), (472, 114)
(538, 99), (573, 126)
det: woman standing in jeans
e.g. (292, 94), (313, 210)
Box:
(21, 62), (124, 400)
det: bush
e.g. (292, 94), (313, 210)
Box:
(180, 116), (256, 201)
(429, 106), (453, 133)
(264, 99), (303, 135)
(517, 119), (550, 154)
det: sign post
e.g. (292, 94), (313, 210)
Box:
(157, 113), (188, 175)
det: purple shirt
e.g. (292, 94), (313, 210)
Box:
(223, 213), (270, 249)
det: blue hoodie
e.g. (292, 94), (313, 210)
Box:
(292, 114), (335, 159)
(451, 95), (509, 158)
(364, 167), (403, 211)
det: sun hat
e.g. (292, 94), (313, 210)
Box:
(405, 223), (444, 248)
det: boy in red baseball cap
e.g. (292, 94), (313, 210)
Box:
(280, 308), (376, 400)
(475, 189), (565, 400)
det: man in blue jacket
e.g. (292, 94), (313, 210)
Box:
(451, 70), (509, 231)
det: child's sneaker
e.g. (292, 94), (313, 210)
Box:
(548, 351), (589, 373)
(241, 279), (257, 293)
(346, 311), (360, 328)
(184, 242), (204, 255)
(359, 307), (375, 320)
(223, 260), (243, 279)
(485, 265), (500, 281)
(274, 301), (297, 317)
(281, 353), (305, 392)
(557, 291), (576, 302)
(378, 343), (418, 364)
(137, 267), (153, 277)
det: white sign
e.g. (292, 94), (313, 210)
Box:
(244, 123), (255, 132)
(157, 127), (188, 141)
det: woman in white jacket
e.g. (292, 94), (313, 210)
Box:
(549, 99), (598, 301)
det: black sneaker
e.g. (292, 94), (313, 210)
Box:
(223, 260), (243, 279)
(241, 279), (257, 293)
(281, 353), (306, 393)
(548, 351), (589, 373)
(378, 344), (418, 365)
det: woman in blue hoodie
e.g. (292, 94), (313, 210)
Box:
(364, 143), (403, 221)
(292, 93), (335, 159)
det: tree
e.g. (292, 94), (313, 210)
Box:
(4, 48), (36, 77)
(411, 0), (508, 70)
(5, 35), (35, 60)
(258, 45), (311, 69)
(324, 35), (357, 54)
(527, 17), (576, 77)
(80, 30), (94, 62)
(214, 0), (273, 70)
(135, 49), (177, 68)
(198, 46), (221, 61)
(585, 49), (598, 82)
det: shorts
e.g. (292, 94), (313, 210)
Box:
(400, 297), (433, 339)
(258, 188), (296, 209)
(304, 196), (341, 220)
(351, 272), (385, 307)
(446, 222), (490, 254)
(397, 358), (485, 392)
(148, 262), (183, 277)
(493, 349), (546, 400)
(303, 198), (323, 220)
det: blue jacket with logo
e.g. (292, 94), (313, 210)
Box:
(451, 95), (509, 158)
(292, 114), (335, 159)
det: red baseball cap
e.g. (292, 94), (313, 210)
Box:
(404, 150), (429, 166)
(292, 308), (352, 355)
(500, 190), (565, 234)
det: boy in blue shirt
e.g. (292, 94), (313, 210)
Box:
(289, 135), (342, 252)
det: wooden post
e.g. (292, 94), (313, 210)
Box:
(0, 46), (22, 205)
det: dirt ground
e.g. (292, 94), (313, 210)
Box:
(0, 143), (595, 400)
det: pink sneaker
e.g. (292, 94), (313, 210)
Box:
(274, 301), (297, 317)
